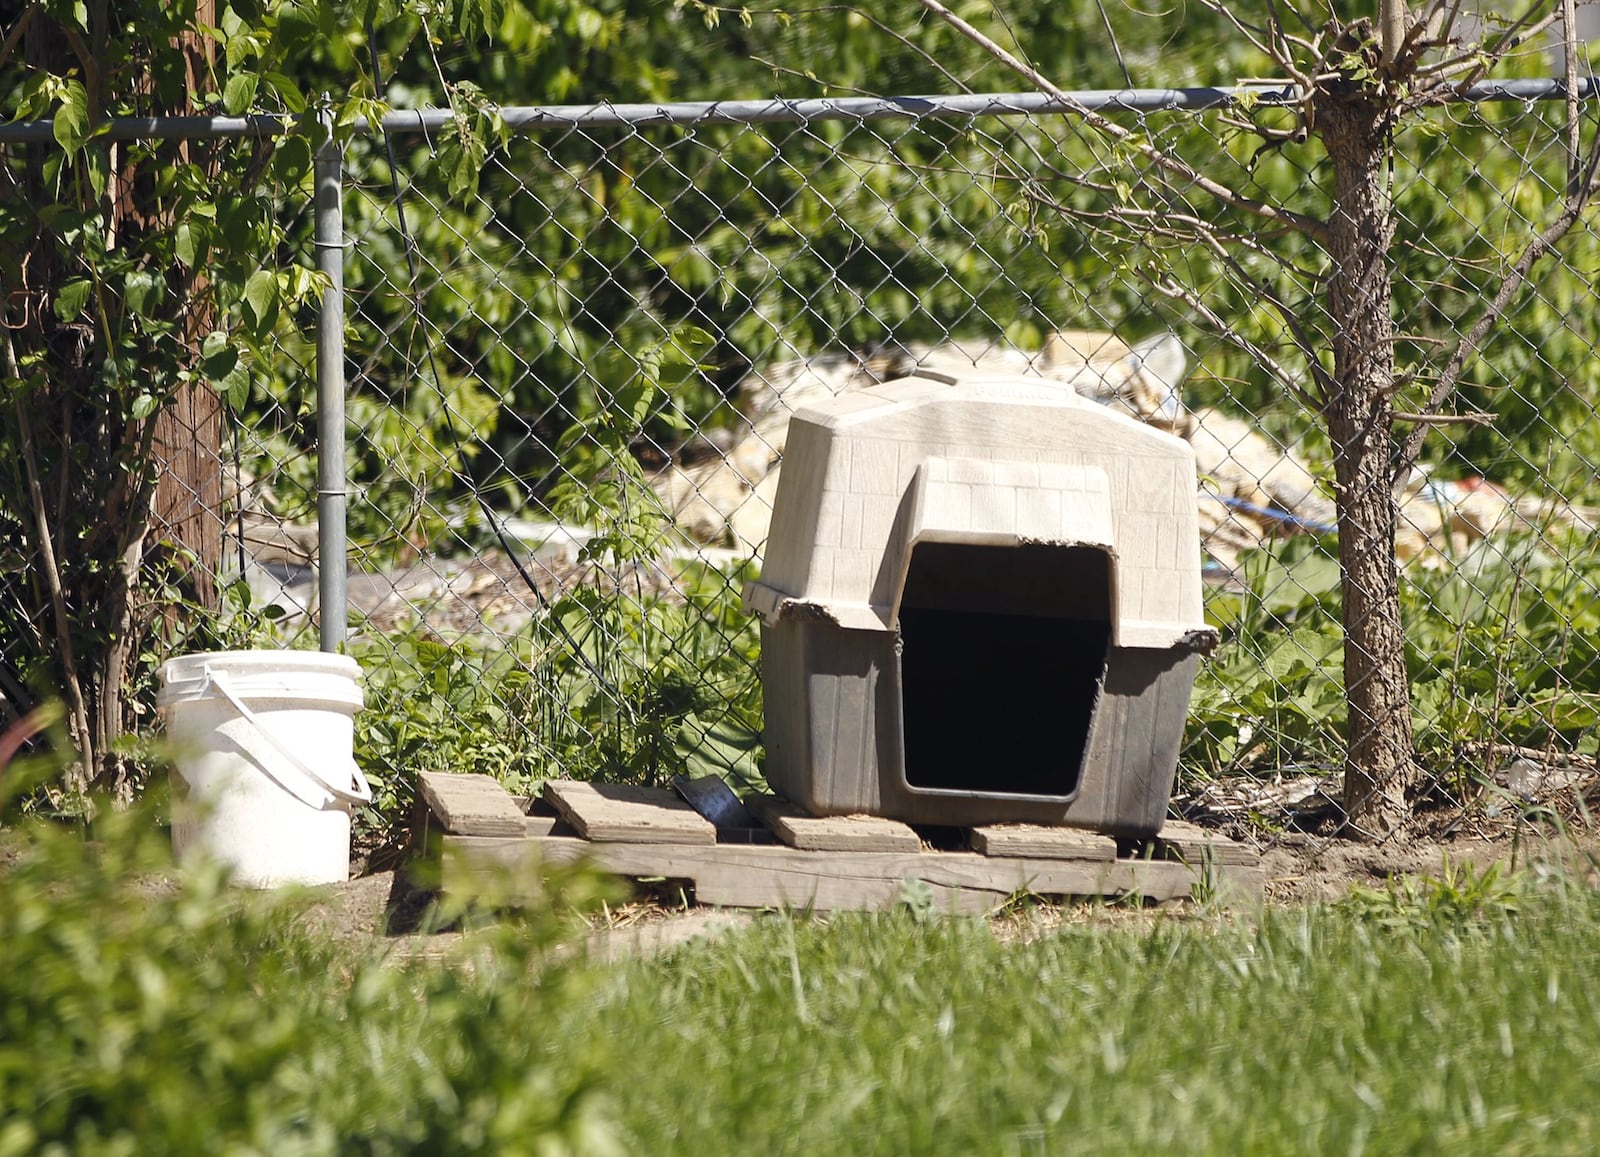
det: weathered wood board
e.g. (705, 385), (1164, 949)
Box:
(1155, 820), (1257, 866)
(969, 824), (1117, 861)
(543, 779), (717, 846)
(419, 774), (1264, 914)
(746, 794), (922, 852)
(417, 771), (527, 838)
(441, 834), (1259, 915)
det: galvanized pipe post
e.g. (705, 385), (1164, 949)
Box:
(314, 107), (348, 651)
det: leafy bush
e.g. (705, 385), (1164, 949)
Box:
(0, 808), (621, 1156)
(529, 562), (765, 790)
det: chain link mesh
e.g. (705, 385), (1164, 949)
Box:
(131, 92), (1600, 831)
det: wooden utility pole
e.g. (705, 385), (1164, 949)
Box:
(149, 0), (225, 609)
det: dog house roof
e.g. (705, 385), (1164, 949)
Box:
(743, 372), (1213, 651)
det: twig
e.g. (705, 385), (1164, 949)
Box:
(3, 330), (96, 786)
(1205, 0), (1314, 92)
(1391, 410), (1495, 425)
(1447, 11), (1562, 94)
(1144, 272), (1322, 412)
(1023, 191), (1327, 281)
(914, 0), (1330, 243)
(0, 4), (40, 73)
(1393, 134), (1600, 485)
(1561, 0), (1582, 199)
(0, 705), (55, 778)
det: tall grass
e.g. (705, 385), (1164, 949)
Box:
(554, 876), (1600, 1155)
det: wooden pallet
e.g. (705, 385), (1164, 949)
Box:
(418, 772), (1263, 915)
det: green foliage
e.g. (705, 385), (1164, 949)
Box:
(352, 631), (544, 843)
(0, 2), (343, 790)
(509, 322), (765, 790)
(0, 805), (622, 1155)
(1336, 858), (1524, 931)
(543, 877), (1600, 1154)
(531, 562), (765, 790)
(1189, 536), (1347, 776)
(1187, 528), (1600, 783)
(294, 0), (1273, 560)
(1403, 529), (1600, 768)
(7, 0), (1597, 815)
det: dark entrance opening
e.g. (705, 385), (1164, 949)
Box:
(896, 541), (1112, 798)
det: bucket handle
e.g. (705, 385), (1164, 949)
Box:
(202, 664), (374, 809)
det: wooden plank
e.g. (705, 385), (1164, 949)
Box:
(416, 771), (526, 837)
(1155, 820), (1258, 867)
(746, 794), (921, 852)
(442, 834), (1243, 913)
(543, 779), (716, 846)
(969, 824), (1117, 861)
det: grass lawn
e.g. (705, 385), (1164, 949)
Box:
(6, 814), (1600, 1154)
(552, 875), (1600, 1155)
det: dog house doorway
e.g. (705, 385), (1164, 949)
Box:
(896, 541), (1113, 800)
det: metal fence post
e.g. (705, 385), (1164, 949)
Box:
(314, 107), (348, 652)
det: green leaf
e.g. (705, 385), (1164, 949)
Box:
(52, 79), (89, 153)
(573, 5), (604, 40)
(440, 118), (490, 200)
(173, 222), (198, 269)
(271, 133), (314, 184)
(54, 279), (92, 322)
(242, 269), (278, 333)
(223, 72), (259, 117)
(130, 393), (159, 420)
(200, 330), (240, 382)
(262, 71), (307, 114)
(83, 146), (110, 200)
(217, 361), (250, 409)
(657, 325), (717, 385)
(613, 378), (656, 428)
(124, 271), (162, 319)
(202, 327), (250, 408)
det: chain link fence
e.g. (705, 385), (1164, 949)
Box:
(73, 84), (1600, 834)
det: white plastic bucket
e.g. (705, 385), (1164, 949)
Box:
(157, 650), (370, 887)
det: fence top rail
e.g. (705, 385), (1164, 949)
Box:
(0, 77), (1592, 144)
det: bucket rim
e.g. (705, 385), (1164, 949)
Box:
(158, 649), (361, 678)
(157, 650), (363, 709)
(159, 647), (361, 666)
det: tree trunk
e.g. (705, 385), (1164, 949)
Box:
(1318, 74), (1416, 836)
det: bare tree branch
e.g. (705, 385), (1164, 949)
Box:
(1393, 139), (1600, 485)
(1392, 410), (1495, 425)
(0, 3), (40, 73)
(2, 328), (95, 786)
(1144, 272), (1323, 412)
(1381, 0), (1408, 65)
(1199, 0), (1315, 92)
(914, 0), (1331, 243)
(1446, 10), (1562, 93)
(1560, 0), (1582, 198)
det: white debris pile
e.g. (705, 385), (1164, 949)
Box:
(651, 330), (1599, 576)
